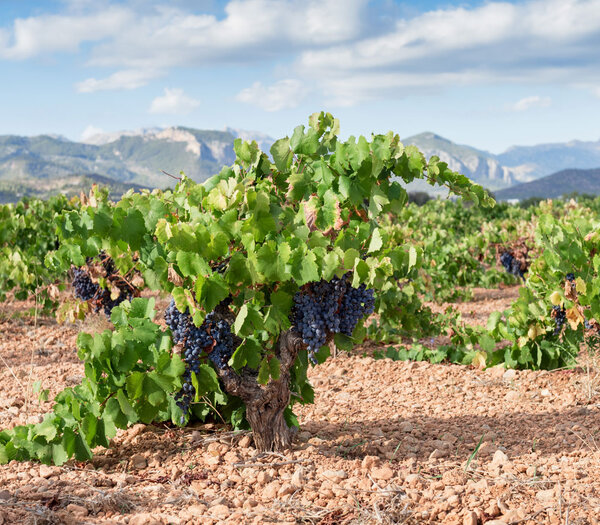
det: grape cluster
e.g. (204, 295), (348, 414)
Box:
(566, 273), (575, 282)
(207, 314), (235, 369)
(552, 305), (567, 335)
(72, 255), (135, 318)
(291, 273), (375, 364)
(165, 300), (234, 421)
(164, 300), (192, 343)
(94, 287), (134, 318)
(101, 254), (116, 276)
(72, 268), (99, 301)
(500, 252), (524, 279)
(340, 284), (375, 336)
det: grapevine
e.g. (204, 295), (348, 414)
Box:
(0, 112), (493, 464)
(0, 194), (79, 309)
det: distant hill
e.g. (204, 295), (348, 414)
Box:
(0, 127), (275, 195)
(497, 140), (600, 177)
(0, 173), (150, 204)
(1, 125), (599, 202)
(403, 132), (600, 193)
(404, 132), (523, 190)
(494, 168), (600, 200)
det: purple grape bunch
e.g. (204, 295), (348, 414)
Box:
(500, 251), (524, 280)
(72, 254), (135, 318)
(72, 268), (99, 301)
(165, 300), (234, 421)
(291, 273), (375, 364)
(552, 305), (567, 335)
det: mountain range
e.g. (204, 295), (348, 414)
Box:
(0, 126), (599, 202)
(494, 168), (600, 201)
(403, 132), (600, 194)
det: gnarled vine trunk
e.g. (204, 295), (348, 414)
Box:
(217, 330), (305, 451)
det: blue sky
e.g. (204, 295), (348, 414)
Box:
(0, 0), (599, 153)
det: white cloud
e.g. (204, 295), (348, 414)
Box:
(1, 0), (600, 102)
(236, 79), (308, 111)
(149, 88), (200, 114)
(76, 69), (162, 92)
(297, 0), (600, 105)
(85, 0), (368, 72)
(0, 0), (368, 91)
(0, 6), (131, 59)
(81, 124), (104, 141)
(508, 96), (552, 112)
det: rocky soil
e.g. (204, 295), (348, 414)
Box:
(0, 287), (599, 524)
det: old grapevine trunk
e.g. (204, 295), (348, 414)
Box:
(218, 330), (305, 451)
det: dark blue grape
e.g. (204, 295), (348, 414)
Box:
(168, 297), (234, 421)
(73, 255), (136, 319)
(500, 251), (525, 280)
(72, 268), (98, 301)
(552, 305), (566, 335)
(291, 273), (375, 364)
(566, 273), (575, 282)
(94, 287), (133, 319)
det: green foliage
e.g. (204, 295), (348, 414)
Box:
(2, 112), (490, 462)
(0, 194), (78, 310)
(0, 298), (188, 464)
(487, 200), (600, 369)
(380, 199), (525, 303)
(4, 115), (600, 468)
(10, 116), (600, 470)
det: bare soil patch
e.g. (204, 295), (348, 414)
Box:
(0, 288), (599, 524)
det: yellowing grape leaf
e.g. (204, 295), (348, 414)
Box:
(88, 186), (98, 208)
(109, 285), (121, 301)
(88, 265), (104, 279)
(575, 277), (587, 294)
(566, 306), (584, 330)
(48, 284), (60, 300)
(564, 280), (577, 301)
(550, 291), (562, 306)
(527, 324), (545, 340)
(168, 266), (184, 286)
(303, 199), (318, 232)
(131, 274), (145, 288)
(472, 351), (486, 370)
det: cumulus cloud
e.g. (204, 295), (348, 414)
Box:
(0, 0), (368, 90)
(76, 69), (162, 92)
(236, 79), (308, 111)
(1, 0), (600, 102)
(0, 6), (131, 59)
(297, 0), (600, 105)
(508, 96), (552, 112)
(149, 88), (200, 114)
(80, 124), (104, 141)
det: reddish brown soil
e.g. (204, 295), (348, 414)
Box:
(0, 287), (599, 524)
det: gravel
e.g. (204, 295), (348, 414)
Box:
(0, 288), (599, 524)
